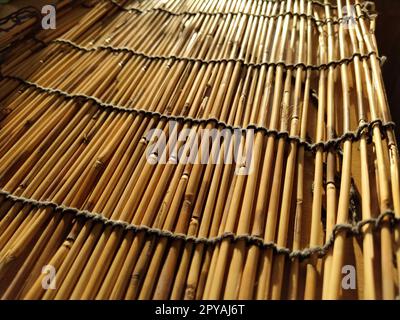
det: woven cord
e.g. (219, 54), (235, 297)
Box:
(2, 74), (396, 154)
(0, 189), (397, 261)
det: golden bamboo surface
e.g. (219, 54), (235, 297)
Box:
(0, 0), (399, 300)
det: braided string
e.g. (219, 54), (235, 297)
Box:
(3, 74), (395, 154)
(52, 38), (383, 71)
(106, 0), (341, 12)
(0, 189), (397, 261)
(103, 1), (373, 27)
(106, 0), (378, 24)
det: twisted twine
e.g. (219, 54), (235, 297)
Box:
(52, 38), (384, 71)
(2, 74), (395, 154)
(0, 189), (397, 261)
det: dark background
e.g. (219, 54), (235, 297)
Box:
(375, 0), (400, 141)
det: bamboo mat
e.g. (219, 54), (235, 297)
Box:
(0, 0), (399, 300)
